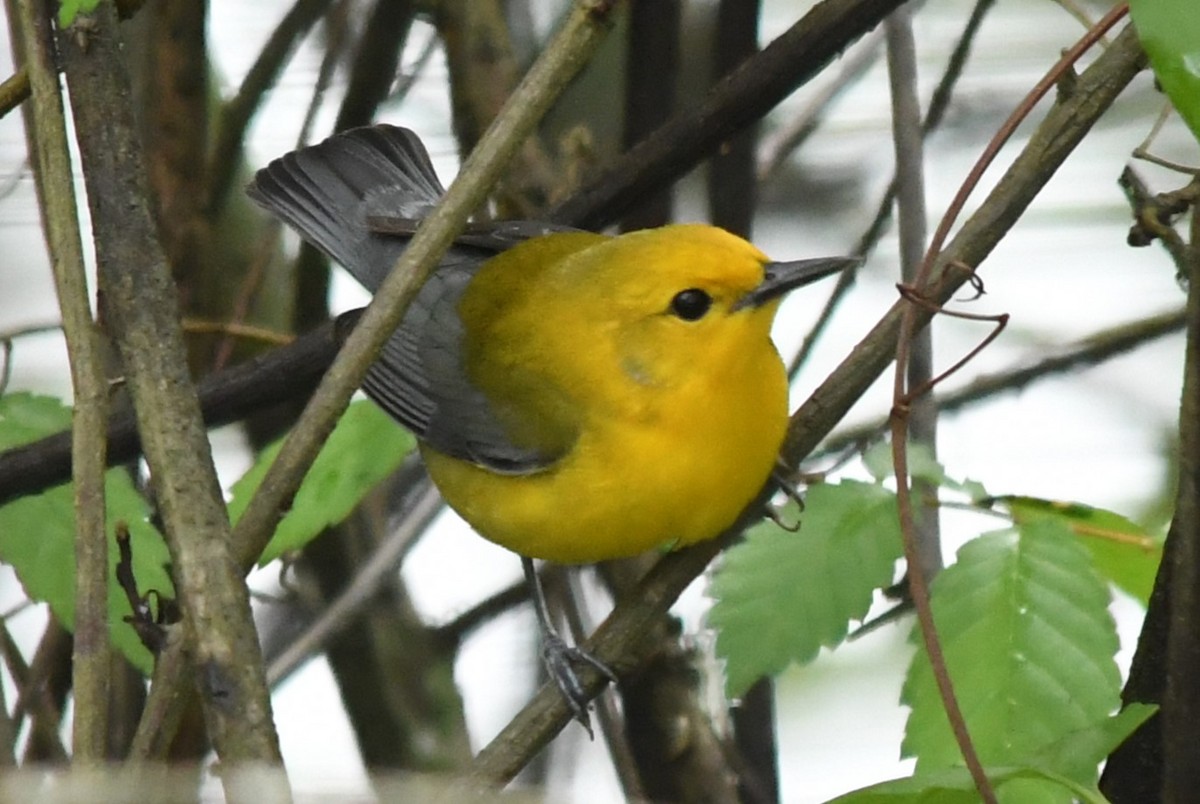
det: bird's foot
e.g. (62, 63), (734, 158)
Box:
(540, 631), (617, 738)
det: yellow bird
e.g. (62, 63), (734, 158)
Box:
(248, 125), (852, 723)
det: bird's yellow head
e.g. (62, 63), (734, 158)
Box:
(568, 225), (789, 390)
(460, 224), (850, 424)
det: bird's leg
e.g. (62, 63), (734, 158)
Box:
(766, 464), (805, 531)
(522, 556), (617, 736)
(771, 460), (807, 509)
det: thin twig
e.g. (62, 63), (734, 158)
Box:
(266, 480), (441, 686)
(757, 28), (885, 183)
(1132, 102), (1200, 175)
(205, 0), (334, 214)
(16, 0), (111, 762)
(294, 1), (347, 147)
(186, 315), (294, 350)
(0, 70), (29, 119)
(887, 6), (1131, 800)
(432, 581), (528, 649)
(887, 4), (942, 583)
(390, 27), (440, 104)
(820, 306), (1186, 458)
(789, 0), (998, 377)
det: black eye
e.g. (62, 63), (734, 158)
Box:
(669, 288), (712, 321)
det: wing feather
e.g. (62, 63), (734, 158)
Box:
(248, 125), (576, 473)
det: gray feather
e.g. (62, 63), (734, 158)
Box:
(247, 125), (578, 473)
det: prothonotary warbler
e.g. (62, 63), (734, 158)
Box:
(248, 124), (854, 726)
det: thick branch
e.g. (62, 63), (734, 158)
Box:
(57, 1), (283, 772)
(1158, 191), (1200, 800)
(547, 0), (907, 229)
(0, 316), (345, 507)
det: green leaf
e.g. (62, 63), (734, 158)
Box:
(905, 443), (949, 488)
(957, 477), (990, 504)
(228, 399), (416, 566)
(832, 707), (1154, 804)
(0, 393), (173, 674)
(861, 440), (988, 500)
(861, 440), (896, 482)
(1033, 703), (1156, 785)
(902, 519), (1121, 776)
(999, 496), (1162, 605)
(861, 440), (946, 485)
(57, 0), (102, 27)
(828, 764), (1107, 804)
(1130, 0), (1200, 143)
(708, 480), (904, 697)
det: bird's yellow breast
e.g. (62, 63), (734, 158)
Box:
(422, 328), (788, 564)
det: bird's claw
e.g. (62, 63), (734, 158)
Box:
(541, 632), (617, 738)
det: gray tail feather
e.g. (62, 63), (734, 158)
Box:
(246, 125), (446, 291)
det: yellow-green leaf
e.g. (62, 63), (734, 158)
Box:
(228, 399), (416, 566)
(1131, 0), (1200, 143)
(0, 393), (173, 674)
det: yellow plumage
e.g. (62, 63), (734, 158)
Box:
(424, 225), (791, 562)
(249, 125), (852, 724)
(248, 126), (850, 565)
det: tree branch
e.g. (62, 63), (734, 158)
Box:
(0, 315), (346, 507)
(1160, 174), (1200, 803)
(17, 0), (111, 763)
(547, 0), (908, 229)
(782, 24), (1145, 467)
(789, 0), (998, 376)
(57, 0), (283, 776)
(819, 306), (1187, 458)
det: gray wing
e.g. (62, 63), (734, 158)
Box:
(360, 256), (559, 474)
(247, 124), (448, 291)
(248, 125), (572, 473)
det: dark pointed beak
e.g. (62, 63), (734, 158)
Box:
(733, 256), (859, 311)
